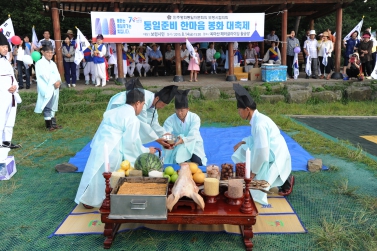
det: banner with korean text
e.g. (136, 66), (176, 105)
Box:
(91, 12), (264, 43)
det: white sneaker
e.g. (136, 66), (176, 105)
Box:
(95, 84), (100, 87)
(67, 84), (71, 88)
(102, 83), (106, 87)
(144, 72), (147, 77)
(72, 84), (76, 87)
(85, 81), (89, 85)
(214, 71), (217, 74)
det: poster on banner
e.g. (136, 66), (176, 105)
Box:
(91, 12), (265, 43)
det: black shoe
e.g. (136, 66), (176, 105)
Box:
(19, 86), (24, 89)
(51, 117), (63, 129)
(26, 86), (30, 89)
(2, 141), (22, 149)
(305, 76), (309, 79)
(45, 120), (56, 131)
(278, 175), (295, 196)
(312, 76), (318, 79)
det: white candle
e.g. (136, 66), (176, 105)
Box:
(245, 148), (251, 178)
(104, 143), (110, 172)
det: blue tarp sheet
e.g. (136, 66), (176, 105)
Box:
(69, 126), (324, 173)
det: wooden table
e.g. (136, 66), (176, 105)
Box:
(100, 173), (258, 250)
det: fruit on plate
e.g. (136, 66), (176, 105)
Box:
(116, 168), (126, 175)
(120, 160), (131, 171)
(134, 153), (163, 176)
(171, 173), (179, 183)
(164, 166), (175, 176)
(188, 162), (199, 174)
(193, 172), (205, 184)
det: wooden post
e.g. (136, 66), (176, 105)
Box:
(309, 19), (315, 30)
(281, 9), (288, 66)
(331, 7), (343, 79)
(260, 42), (264, 60)
(173, 5), (183, 82)
(114, 3), (125, 80)
(51, 1), (64, 77)
(225, 7), (237, 81)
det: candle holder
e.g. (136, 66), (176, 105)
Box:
(240, 178), (254, 214)
(101, 172), (112, 210)
(200, 190), (218, 204)
(224, 191), (243, 205)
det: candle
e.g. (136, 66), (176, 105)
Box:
(245, 148), (251, 179)
(104, 143), (110, 172)
(204, 178), (219, 196)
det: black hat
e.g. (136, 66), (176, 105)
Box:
(0, 32), (9, 46)
(156, 85), (178, 104)
(125, 77), (143, 90)
(175, 89), (190, 109)
(233, 84), (254, 109)
(96, 34), (104, 40)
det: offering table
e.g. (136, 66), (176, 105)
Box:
(100, 172), (258, 250)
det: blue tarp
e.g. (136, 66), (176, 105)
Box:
(69, 126), (324, 173)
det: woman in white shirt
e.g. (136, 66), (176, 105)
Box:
(317, 31), (333, 80)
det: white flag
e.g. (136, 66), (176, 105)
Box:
(343, 18), (363, 42)
(32, 26), (39, 50)
(305, 55), (312, 77)
(0, 18), (15, 51)
(74, 28), (90, 65)
(186, 38), (198, 64)
(293, 52), (299, 79)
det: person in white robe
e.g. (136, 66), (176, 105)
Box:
(163, 89), (207, 166)
(75, 87), (156, 208)
(92, 34), (107, 87)
(231, 84), (293, 205)
(105, 80), (177, 147)
(34, 44), (62, 131)
(0, 32), (21, 149)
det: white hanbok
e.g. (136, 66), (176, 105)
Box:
(105, 90), (164, 144)
(75, 104), (149, 207)
(34, 57), (61, 117)
(232, 110), (291, 205)
(0, 57), (19, 143)
(163, 111), (207, 165)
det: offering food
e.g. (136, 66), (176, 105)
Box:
(117, 182), (167, 195)
(204, 178), (219, 196)
(163, 166), (178, 183)
(129, 170), (142, 177)
(206, 165), (220, 180)
(134, 153), (162, 176)
(193, 172), (205, 183)
(162, 134), (176, 149)
(235, 163), (246, 178)
(166, 163), (205, 211)
(228, 179), (243, 198)
(220, 163), (234, 180)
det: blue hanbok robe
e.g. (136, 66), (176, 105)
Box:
(163, 111), (207, 165)
(105, 90), (165, 144)
(34, 57), (61, 114)
(231, 110), (291, 205)
(75, 104), (149, 207)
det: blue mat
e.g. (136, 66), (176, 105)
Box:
(69, 126), (323, 173)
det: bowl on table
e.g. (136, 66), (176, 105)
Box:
(162, 134), (177, 148)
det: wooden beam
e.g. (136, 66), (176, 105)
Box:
(54, 0), (343, 4)
(51, 1), (64, 77)
(281, 9), (288, 66)
(289, 11), (316, 16)
(305, 3), (344, 20)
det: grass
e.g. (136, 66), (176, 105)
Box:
(1, 88), (377, 250)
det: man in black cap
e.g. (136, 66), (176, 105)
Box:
(231, 84), (293, 205)
(34, 44), (62, 131)
(163, 89), (207, 166)
(105, 79), (178, 148)
(0, 32), (21, 149)
(75, 83), (156, 208)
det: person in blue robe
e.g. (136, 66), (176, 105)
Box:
(163, 89), (207, 166)
(231, 84), (294, 205)
(75, 85), (156, 208)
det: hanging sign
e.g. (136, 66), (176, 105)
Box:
(91, 12), (264, 43)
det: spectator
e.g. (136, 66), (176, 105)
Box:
(188, 46), (200, 82)
(358, 31), (373, 79)
(199, 42), (208, 58)
(164, 44), (175, 76)
(262, 41), (281, 64)
(342, 31), (359, 76)
(206, 42), (217, 74)
(303, 30), (319, 79)
(286, 30), (300, 79)
(16, 37), (32, 89)
(301, 29), (310, 50)
(37, 30), (55, 52)
(136, 45), (150, 77)
(195, 43), (206, 74)
(126, 45), (137, 77)
(23, 35), (33, 84)
(180, 43), (189, 75)
(83, 42), (96, 85)
(219, 43), (227, 65)
(62, 36), (76, 87)
(317, 31), (333, 80)
(265, 29), (280, 51)
(244, 42), (258, 67)
(345, 52), (361, 80)
(365, 28), (377, 70)
(148, 43), (162, 77)
(92, 34), (107, 87)
(66, 29), (80, 81)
